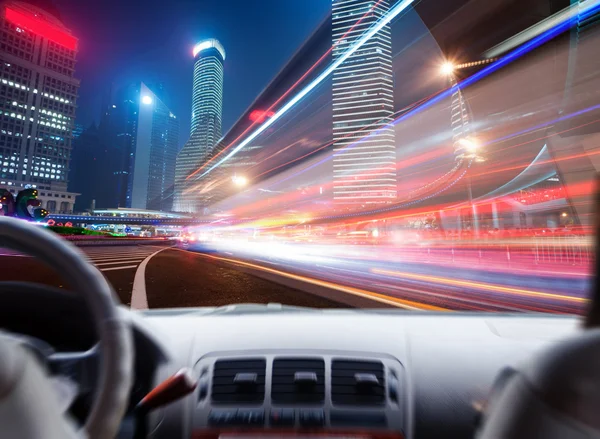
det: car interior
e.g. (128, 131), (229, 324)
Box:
(0, 210), (599, 439)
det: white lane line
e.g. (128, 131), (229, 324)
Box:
(95, 260), (143, 267)
(100, 265), (138, 272)
(84, 251), (157, 257)
(87, 254), (159, 260)
(130, 247), (171, 310)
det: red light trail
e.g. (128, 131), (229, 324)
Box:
(186, 0), (386, 181)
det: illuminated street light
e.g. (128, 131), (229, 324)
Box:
(561, 212), (568, 217)
(440, 61), (455, 76)
(232, 175), (248, 187)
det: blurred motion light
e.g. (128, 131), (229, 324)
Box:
(440, 61), (455, 76)
(232, 175), (248, 187)
(459, 138), (480, 154)
(249, 109), (275, 123)
(142, 95), (153, 105)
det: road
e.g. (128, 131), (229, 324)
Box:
(1, 244), (168, 305)
(0, 244), (347, 308)
(0, 241), (591, 313)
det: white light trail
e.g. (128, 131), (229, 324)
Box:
(198, 0), (416, 178)
(484, 0), (600, 58)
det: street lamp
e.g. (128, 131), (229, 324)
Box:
(440, 61), (455, 76)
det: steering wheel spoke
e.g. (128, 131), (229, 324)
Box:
(48, 345), (99, 396)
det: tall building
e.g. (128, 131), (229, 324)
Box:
(70, 83), (179, 212)
(0, 1), (80, 213)
(331, 0), (396, 208)
(174, 39), (225, 213)
(132, 83), (179, 211)
(69, 122), (101, 211)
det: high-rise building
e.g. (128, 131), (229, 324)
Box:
(132, 83), (179, 211)
(70, 82), (179, 212)
(174, 39), (225, 213)
(114, 83), (179, 211)
(331, 0), (396, 208)
(0, 1), (80, 213)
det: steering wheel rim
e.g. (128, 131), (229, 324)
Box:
(0, 217), (133, 439)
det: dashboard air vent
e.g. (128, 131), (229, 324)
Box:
(272, 358), (325, 403)
(332, 359), (385, 405)
(211, 358), (266, 404)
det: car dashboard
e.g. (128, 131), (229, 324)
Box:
(126, 307), (579, 439)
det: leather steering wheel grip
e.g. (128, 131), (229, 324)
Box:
(0, 217), (134, 439)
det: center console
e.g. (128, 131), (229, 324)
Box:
(191, 351), (408, 438)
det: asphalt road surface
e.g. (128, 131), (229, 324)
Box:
(1, 242), (590, 313)
(0, 244), (347, 308)
(0, 244), (169, 304)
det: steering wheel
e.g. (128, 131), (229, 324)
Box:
(0, 217), (134, 438)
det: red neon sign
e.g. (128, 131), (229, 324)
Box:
(4, 7), (78, 51)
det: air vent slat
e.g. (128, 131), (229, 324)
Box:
(211, 358), (266, 404)
(332, 359), (385, 406)
(271, 358), (325, 404)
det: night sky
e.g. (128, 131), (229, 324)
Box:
(47, 0), (331, 146)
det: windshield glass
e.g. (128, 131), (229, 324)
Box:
(0, 0), (597, 314)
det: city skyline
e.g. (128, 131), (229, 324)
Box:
(47, 0), (331, 148)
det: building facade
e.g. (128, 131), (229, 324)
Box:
(174, 39), (225, 213)
(331, 0), (396, 208)
(69, 83), (179, 212)
(132, 83), (179, 211)
(0, 0), (79, 213)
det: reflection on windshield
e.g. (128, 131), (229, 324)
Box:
(1, 0), (599, 313)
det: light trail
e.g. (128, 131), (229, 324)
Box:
(187, 0), (388, 181)
(259, 2), (600, 192)
(249, 88), (447, 180)
(196, 0), (417, 179)
(486, 103), (600, 147)
(371, 268), (588, 304)
(180, 250), (448, 311)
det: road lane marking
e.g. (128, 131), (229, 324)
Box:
(177, 249), (447, 311)
(95, 260), (143, 266)
(87, 255), (157, 262)
(100, 265), (138, 272)
(131, 247), (171, 310)
(84, 250), (159, 256)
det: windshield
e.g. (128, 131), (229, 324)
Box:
(0, 0), (597, 314)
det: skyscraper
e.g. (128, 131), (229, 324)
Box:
(0, 1), (80, 213)
(332, 0), (396, 208)
(70, 83), (180, 212)
(174, 39), (225, 213)
(134, 84), (179, 211)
